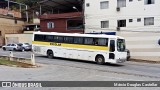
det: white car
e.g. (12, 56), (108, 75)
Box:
(18, 43), (32, 51)
(2, 43), (23, 51)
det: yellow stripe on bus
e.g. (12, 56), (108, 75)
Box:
(32, 41), (109, 51)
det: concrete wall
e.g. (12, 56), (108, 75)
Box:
(5, 34), (32, 44)
(84, 0), (160, 61)
(117, 31), (160, 61)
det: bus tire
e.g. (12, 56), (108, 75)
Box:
(47, 50), (54, 59)
(95, 55), (105, 65)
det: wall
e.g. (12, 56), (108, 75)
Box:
(5, 34), (32, 44)
(84, 0), (160, 61)
(0, 15), (25, 46)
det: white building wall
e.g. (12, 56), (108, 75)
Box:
(84, 0), (160, 61)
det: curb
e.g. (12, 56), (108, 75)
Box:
(128, 59), (160, 64)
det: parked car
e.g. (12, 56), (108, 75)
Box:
(18, 43), (32, 51)
(126, 49), (131, 61)
(2, 43), (23, 51)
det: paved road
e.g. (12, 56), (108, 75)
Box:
(0, 49), (160, 90)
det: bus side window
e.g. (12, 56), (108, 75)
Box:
(54, 36), (64, 43)
(64, 37), (73, 44)
(110, 40), (115, 52)
(84, 38), (93, 45)
(93, 38), (108, 46)
(93, 38), (98, 45)
(34, 34), (46, 41)
(74, 37), (83, 44)
(46, 35), (54, 42)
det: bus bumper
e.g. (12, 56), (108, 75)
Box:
(116, 59), (126, 63)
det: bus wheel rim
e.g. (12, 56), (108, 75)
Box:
(98, 58), (102, 62)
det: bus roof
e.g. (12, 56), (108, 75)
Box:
(33, 32), (125, 39)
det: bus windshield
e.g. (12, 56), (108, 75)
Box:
(117, 39), (126, 52)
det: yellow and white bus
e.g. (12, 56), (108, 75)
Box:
(32, 32), (127, 64)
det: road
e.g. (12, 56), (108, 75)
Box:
(0, 49), (160, 90)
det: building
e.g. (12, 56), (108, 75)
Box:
(0, 15), (25, 46)
(0, 0), (30, 46)
(84, 0), (160, 61)
(32, 0), (84, 33)
(40, 12), (83, 33)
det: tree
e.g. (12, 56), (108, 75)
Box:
(15, 0), (42, 7)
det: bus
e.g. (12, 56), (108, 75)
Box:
(32, 32), (127, 64)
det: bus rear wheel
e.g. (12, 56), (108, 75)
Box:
(47, 50), (54, 59)
(96, 55), (105, 65)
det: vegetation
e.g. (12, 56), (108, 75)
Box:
(0, 59), (34, 68)
(15, 0), (42, 7)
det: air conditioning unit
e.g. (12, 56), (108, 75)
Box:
(117, 27), (120, 31)
(116, 7), (120, 11)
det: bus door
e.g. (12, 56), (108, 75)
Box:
(109, 39), (115, 59)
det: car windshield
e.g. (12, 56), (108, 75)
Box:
(117, 39), (126, 52)
(17, 44), (22, 46)
(7, 44), (11, 46)
(24, 43), (30, 45)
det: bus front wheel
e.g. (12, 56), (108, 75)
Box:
(96, 55), (105, 65)
(47, 50), (54, 59)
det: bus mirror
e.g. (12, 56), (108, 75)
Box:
(158, 39), (160, 45)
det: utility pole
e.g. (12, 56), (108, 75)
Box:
(26, 5), (28, 22)
(8, 0), (10, 12)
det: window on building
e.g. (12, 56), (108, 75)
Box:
(137, 18), (141, 22)
(86, 3), (90, 7)
(144, 0), (154, 5)
(67, 20), (83, 30)
(100, 1), (109, 9)
(101, 21), (109, 28)
(129, 19), (133, 22)
(129, 0), (133, 2)
(144, 17), (154, 26)
(117, 0), (126, 7)
(118, 20), (126, 27)
(47, 22), (54, 29)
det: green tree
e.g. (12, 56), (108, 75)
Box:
(15, 0), (42, 7)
